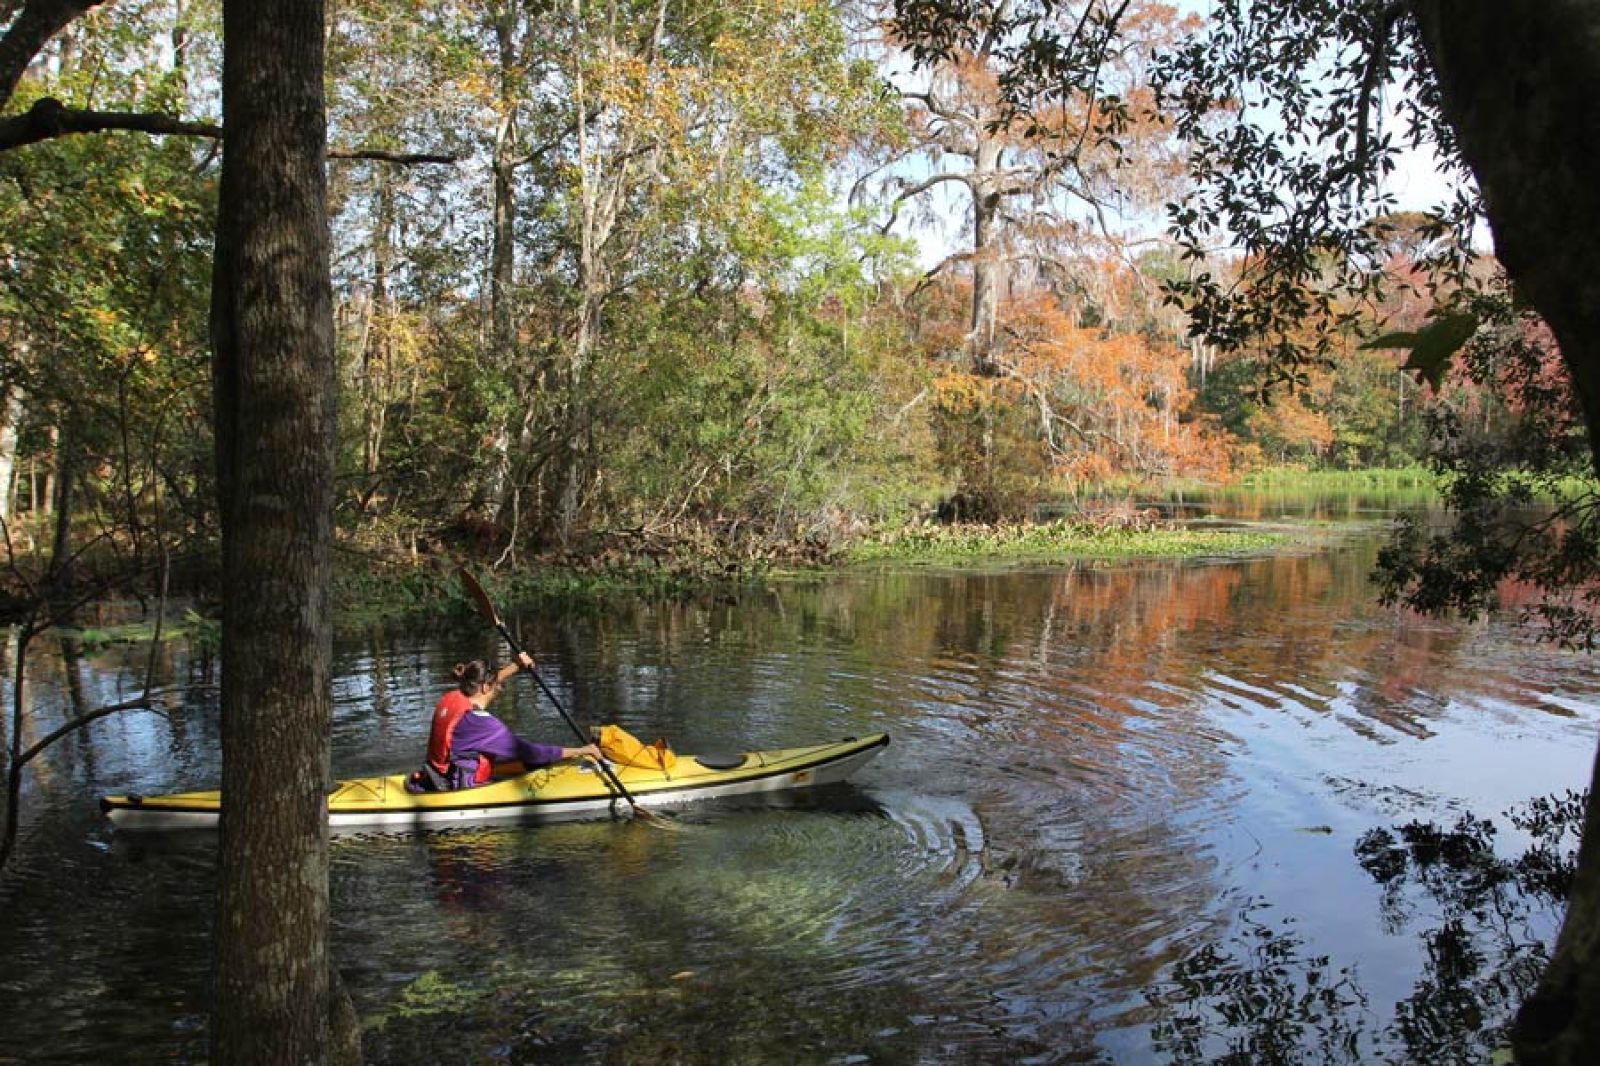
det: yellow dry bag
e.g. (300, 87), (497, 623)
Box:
(595, 723), (678, 771)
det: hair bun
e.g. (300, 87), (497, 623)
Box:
(451, 662), (469, 681)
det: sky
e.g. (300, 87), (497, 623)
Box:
(892, 139), (1471, 273)
(873, 4), (1484, 271)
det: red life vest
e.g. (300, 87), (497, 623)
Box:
(426, 690), (475, 775)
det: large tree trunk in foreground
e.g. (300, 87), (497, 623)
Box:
(207, 0), (352, 1061)
(1412, 3), (1600, 1063)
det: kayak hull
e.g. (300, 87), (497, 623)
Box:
(100, 732), (889, 832)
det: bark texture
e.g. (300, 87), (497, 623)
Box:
(206, 0), (346, 1061)
(1410, 3), (1600, 1063)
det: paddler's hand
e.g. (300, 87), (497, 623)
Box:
(568, 743), (602, 761)
(515, 651), (536, 672)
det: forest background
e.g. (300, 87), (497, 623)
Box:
(0, 0), (1555, 613)
(10, 2), (1600, 1062)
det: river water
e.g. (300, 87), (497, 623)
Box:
(3, 513), (1598, 1063)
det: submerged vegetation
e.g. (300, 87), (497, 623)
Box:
(1230, 467), (1439, 494)
(844, 517), (1293, 565)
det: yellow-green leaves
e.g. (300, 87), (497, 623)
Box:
(1362, 311), (1479, 391)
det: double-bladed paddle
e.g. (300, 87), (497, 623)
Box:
(458, 567), (677, 829)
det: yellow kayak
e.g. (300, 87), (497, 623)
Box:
(100, 732), (889, 831)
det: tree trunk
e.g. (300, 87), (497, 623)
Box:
(0, 382), (21, 525)
(969, 133), (1004, 377)
(556, 289), (596, 544)
(553, 0), (598, 547)
(357, 170), (393, 512)
(544, 0), (667, 544)
(39, 425), (54, 520)
(485, 3), (519, 515)
(206, 0), (352, 1061)
(46, 423), (74, 595)
(1410, 4), (1600, 1063)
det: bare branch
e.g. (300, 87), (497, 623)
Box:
(14, 692), (176, 770)
(901, 88), (974, 127)
(881, 170), (974, 235)
(328, 147), (459, 165)
(1065, 0), (1131, 169)
(1353, 4), (1402, 191)
(907, 252), (960, 302)
(976, 0), (1014, 64)
(2, 97), (460, 163)
(847, 145), (920, 207)
(0, 97), (222, 152)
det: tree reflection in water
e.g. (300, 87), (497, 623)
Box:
(1147, 791), (1584, 1064)
(1147, 899), (1369, 1064)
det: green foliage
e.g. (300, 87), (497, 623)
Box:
(1374, 280), (1600, 646)
(530, 168), (932, 538)
(1234, 467), (1436, 494)
(4, 0), (1554, 618)
(62, 625), (135, 650)
(182, 606), (221, 657)
(2, 3), (219, 608)
(313, 0), (945, 557)
(1152, 2), (1476, 384)
(1323, 350), (1427, 468)
(929, 385), (1053, 523)
(384, 970), (484, 1022)
(1363, 311), (1480, 391)
(846, 518), (1289, 565)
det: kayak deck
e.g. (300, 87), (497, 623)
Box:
(101, 732), (889, 831)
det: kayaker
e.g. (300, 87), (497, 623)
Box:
(406, 652), (601, 792)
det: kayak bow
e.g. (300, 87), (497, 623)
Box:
(100, 732), (889, 832)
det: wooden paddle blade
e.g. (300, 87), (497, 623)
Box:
(612, 793), (683, 831)
(635, 809), (683, 830)
(458, 567), (502, 628)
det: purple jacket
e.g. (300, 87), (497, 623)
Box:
(452, 710), (566, 769)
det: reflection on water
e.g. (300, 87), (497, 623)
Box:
(2, 527), (1598, 1062)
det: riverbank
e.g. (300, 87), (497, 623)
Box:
(323, 509), (1319, 627)
(20, 472), (1414, 641)
(10, 512), (1313, 648)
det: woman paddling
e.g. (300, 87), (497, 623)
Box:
(407, 652), (601, 793)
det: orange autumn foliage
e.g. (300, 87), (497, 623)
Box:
(1003, 293), (1229, 483)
